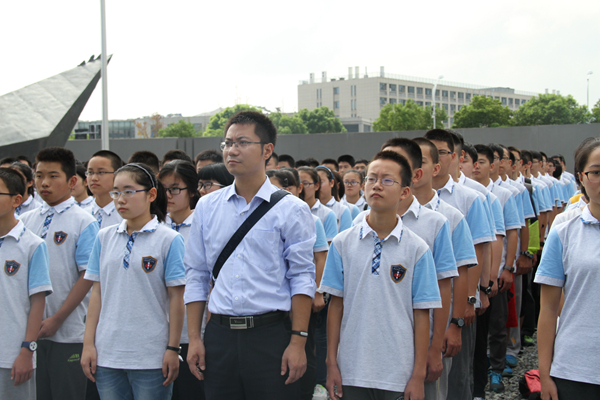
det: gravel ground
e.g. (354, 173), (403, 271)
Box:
(484, 333), (538, 400)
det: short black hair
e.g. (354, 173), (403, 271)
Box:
(446, 129), (464, 152)
(521, 150), (532, 165)
(488, 143), (504, 160)
(413, 137), (439, 165)
(321, 158), (339, 170)
(475, 144), (494, 164)
(91, 150), (124, 172)
(17, 155), (32, 167)
(223, 111), (277, 146)
(369, 150), (412, 187)
(463, 142), (478, 164)
(381, 137), (422, 170)
(197, 162), (234, 187)
(278, 154), (295, 168)
(75, 162), (93, 196)
(0, 157), (19, 166)
(539, 151), (548, 162)
(337, 154), (355, 167)
(269, 152), (279, 164)
(129, 151), (160, 174)
(194, 149), (223, 165)
(530, 150), (542, 163)
(355, 159), (369, 166)
(162, 150), (192, 165)
(295, 159), (310, 168)
(0, 167), (26, 197)
(36, 147), (77, 179)
(305, 158), (319, 168)
(508, 146), (521, 158)
(158, 160), (200, 209)
(9, 162), (35, 197)
(424, 129), (455, 153)
(553, 163), (563, 179)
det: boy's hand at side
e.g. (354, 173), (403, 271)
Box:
(11, 348), (33, 386)
(326, 362), (343, 400)
(81, 344), (97, 382)
(162, 349), (180, 386)
(404, 376), (425, 400)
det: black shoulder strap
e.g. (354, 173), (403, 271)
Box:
(211, 190), (290, 283)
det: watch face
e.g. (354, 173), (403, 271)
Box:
(458, 318), (464, 327)
(29, 342), (37, 351)
(468, 297), (476, 305)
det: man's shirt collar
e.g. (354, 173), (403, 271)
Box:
(359, 210), (403, 243)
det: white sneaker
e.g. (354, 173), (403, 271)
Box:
(313, 384), (329, 400)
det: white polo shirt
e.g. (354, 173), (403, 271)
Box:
(534, 206), (600, 385)
(458, 172), (498, 240)
(0, 221), (52, 369)
(88, 199), (123, 229)
(311, 199), (338, 241)
(325, 197), (352, 232)
(75, 196), (94, 208)
(320, 214), (441, 392)
(15, 195), (43, 217)
(505, 177), (536, 220)
(495, 177), (525, 227)
(85, 216), (185, 370)
(19, 197), (99, 343)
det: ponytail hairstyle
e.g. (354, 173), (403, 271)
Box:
(158, 160), (200, 209)
(297, 167), (321, 201)
(115, 163), (167, 222)
(316, 165), (338, 201)
(281, 167), (301, 189)
(266, 169), (297, 189)
(332, 170), (343, 201)
(10, 162), (35, 197)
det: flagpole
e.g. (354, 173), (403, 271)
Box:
(100, 0), (109, 150)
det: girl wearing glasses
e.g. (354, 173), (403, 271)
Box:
(340, 169), (366, 213)
(298, 167), (338, 243)
(82, 163), (186, 400)
(536, 139), (600, 400)
(197, 163), (234, 197)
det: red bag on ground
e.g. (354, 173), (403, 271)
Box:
(519, 369), (541, 399)
(506, 278), (518, 328)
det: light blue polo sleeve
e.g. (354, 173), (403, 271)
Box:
(339, 207), (352, 232)
(483, 194), (496, 236)
(165, 234), (186, 286)
(452, 218), (478, 267)
(412, 249), (442, 309)
(350, 205), (360, 220)
(84, 236), (102, 281)
(513, 192), (525, 225)
(323, 211), (338, 241)
(314, 218), (328, 253)
(466, 197), (494, 244)
(432, 221), (458, 280)
(490, 198), (506, 236)
(319, 241), (344, 297)
(531, 187), (542, 215)
(28, 241), (52, 296)
(534, 229), (564, 287)
(503, 196), (521, 231)
(542, 187), (553, 210)
(75, 221), (100, 270)
(522, 190), (535, 219)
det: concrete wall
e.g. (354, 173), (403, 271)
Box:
(65, 123), (600, 173)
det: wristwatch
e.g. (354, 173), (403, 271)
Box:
(520, 250), (534, 259)
(22, 341), (37, 352)
(467, 296), (477, 305)
(166, 346), (181, 354)
(503, 265), (516, 273)
(450, 317), (465, 328)
(291, 330), (309, 338)
(479, 283), (492, 295)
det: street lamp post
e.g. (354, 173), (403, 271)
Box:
(587, 71), (593, 110)
(100, 0), (109, 150)
(432, 75), (444, 128)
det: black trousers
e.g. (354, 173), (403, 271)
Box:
(203, 317), (300, 400)
(554, 377), (600, 400)
(521, 270), (536, 337)
(299, 311), (318, 400)
(36, 341), (87, 400)
(172, 343), (206, 400)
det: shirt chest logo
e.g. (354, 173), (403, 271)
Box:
(142, 256), (157, 273)
(391, 264), (407, 283)
(54, 231), (68, 245)
(5, 260), (20, 276)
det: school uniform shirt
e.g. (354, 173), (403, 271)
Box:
(319, 214), (441, 393)
(313, 216), (329, 253)
(85, 217), (184, 369)
(15, 195), (43, 217)
(458, 172), (497, 241)
(422, 190), (478, 268)
(505, 177), (536, 220)
(551, 204), (584, 229)
(487, 180), (521, 272)
(19, 197), (99, 343)
(533, 173), (557, 209)
(324, 197), (352, 232)
(311, 199), (338, 242)
(165, 213), (194, 344)
(88, 199), (123, 229)
(529, 176), (552, 213)
(495, 177), (525, 227)
(565, 195), (586, 212)
(184, 178), (316, 317)
(75, 196), (94, 208)
(353, 196), (458, 281)
(534, 206), (600, 385)
(341, 193), (367, 210)
(0, 221), (52, 369)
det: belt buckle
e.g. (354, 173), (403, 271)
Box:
(229, 316), (254, 329)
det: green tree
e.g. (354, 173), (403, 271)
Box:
(297, 107), (347, 134)
(512, 94), (591, 126)
(269, 112), (308, 134)
(157, 119), (199, 138)
(203, 104), (261, 137)
(452, 95), (513, 128)
(591, 99), (600, 123)
(373, 100), (447, 131)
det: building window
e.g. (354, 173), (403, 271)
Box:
(450, 104), (456, 112)
(450, 91), (456, 99)
(425, 88), (432, 96)
(458, 92), (464, 99)
(435, 90), (440, 97)
(380, 83), (387, 91)
(316, 89), (320, 99)
(508, 98), (513, 106)
(334, 87), (340, 95)
(521, 99), (527, 105)
(466, 93), (471, 101)
(515, 99), (520, 106)
(443, 104), (449, 111)
(502, 97), (507, 105)
(334, 101), (340, 109)
(416, 101), (423, 106)
(398, 85), (405, 93)
(389, 84), (397, 92)
(417, 87), (423, 95)
(408, 86), (415, 93)
(442, 90), (449, 98)
(458, 105), (463, 111)
(380, 97), (387, 105)
(390, 98), (397, 104)
(425, 102), (431, 107)
(400, 99), (406, 105)
(494, 96), (499, 100)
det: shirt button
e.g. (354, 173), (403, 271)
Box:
(235, 297), (239, 301)
(241, 212), (245, 216)
(237, 254), (241, 259)
(236, 275), (239, 278)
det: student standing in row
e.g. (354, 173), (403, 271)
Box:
(72, 164), (94, 208)
(85, 150), (124, 229)
(316, 166), (352, 232)
(10, 162), (42, 217)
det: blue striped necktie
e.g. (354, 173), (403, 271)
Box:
(41, 209), (55, 239)
(96, 211), (103, 227)
(372, 233), (383, 275)
(123, 232), (138, 269)
(15, 205), (22, 216)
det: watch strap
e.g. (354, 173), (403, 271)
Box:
(166, 346), (181, 354)
(291, 330), (308, 338)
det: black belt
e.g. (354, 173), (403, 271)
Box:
(211, 311), (288, 330)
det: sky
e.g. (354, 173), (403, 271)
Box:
(1, 0), (599, 121)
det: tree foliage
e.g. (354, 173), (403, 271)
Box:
(591, 99), (600, 123)
(202, 104), (261, 137)
(269, 112), (308, 134)
(158, 119), (199, 138)
(373, 100), (447, 131)
(297, 107), (347, 134)
(512, 94), (591, 126)
(452, 96), (512, 128)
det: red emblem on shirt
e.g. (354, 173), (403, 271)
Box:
(141, 256), (157, 273)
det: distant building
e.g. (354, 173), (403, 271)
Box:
(298, 67), (539, 129)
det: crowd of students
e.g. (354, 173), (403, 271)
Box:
(0, 112), (598, 400)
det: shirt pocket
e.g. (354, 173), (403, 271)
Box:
(246, 229), (282, 273)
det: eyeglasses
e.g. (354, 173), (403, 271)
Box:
(301, 181), (315, 186)
(582, 171), (600, 183)
(364, 177), (401, 186)
(0, 192), (17, 196)
(344, 181), (360, 187)
(108, 189), (149, 199)
(165, 187), (188, 195)
(198, 182), (225, 190)
(85, 171), (114, 177)
(220, 141), (265, 151)
(438, 150), (452, 157)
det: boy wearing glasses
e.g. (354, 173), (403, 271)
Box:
(322, 151), (441, 400)
(19, 147), (99, 400)
(84, 150), (124, 229)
